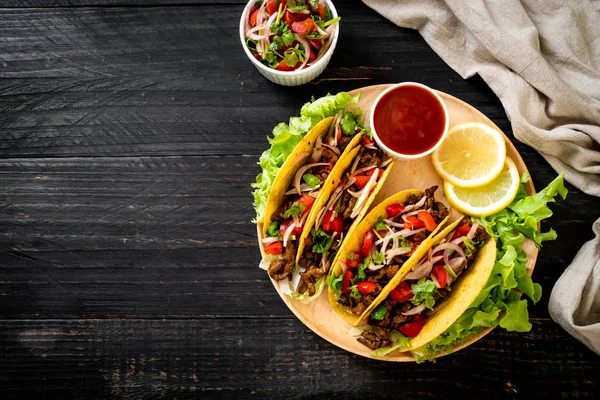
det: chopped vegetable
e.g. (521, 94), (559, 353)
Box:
(417, 210), (437, 232)
(389, 281), (413, 303)
(386, 203), (405, 218)
(371, 305), (388, 321)
(361, 231), (374, 256)
(405, 215), (425, 230)
(264, 241), (283, 255)
(399, 319), (426, 338)
(266, 221), (280, 237)
(410, 277), (437, 310)
(303, 173), (320, 187)
(357, 281), (377, 295)
(431, 265), (447, 288)
(342, 270), (353, 294)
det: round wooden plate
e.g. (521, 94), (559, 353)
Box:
(257, 84), (537, 361)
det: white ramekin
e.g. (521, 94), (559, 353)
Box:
(239, 0), (339, 86)
(369, 82), (450, 160)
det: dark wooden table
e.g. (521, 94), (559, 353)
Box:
(1, 0), (599, 398)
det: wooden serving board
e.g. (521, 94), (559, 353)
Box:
(257, 84), (537, 362)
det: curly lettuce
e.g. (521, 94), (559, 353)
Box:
(252, 92), (359, 223)
(413, 173), (567, 362)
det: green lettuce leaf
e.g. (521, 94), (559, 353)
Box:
(252, 93), (359, 222)
(412, 174), (566, 362)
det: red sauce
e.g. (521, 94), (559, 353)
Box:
(372, 85), (446, 155)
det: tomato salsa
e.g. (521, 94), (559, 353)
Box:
(372, 85), (446, 155)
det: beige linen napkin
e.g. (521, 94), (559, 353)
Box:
(363, 0), (600, 354)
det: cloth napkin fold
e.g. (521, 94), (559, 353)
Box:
(363, 0), (600, 354)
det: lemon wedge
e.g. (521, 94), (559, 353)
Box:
(432, 122), (506, 188)
(444, 157), (520, 217)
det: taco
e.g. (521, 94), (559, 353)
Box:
(352, 217), (496, 357)
(265, 111), (393, 301)
(327, 187), (450, 325)
(290, 121), (396, 301)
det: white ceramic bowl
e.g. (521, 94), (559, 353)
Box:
(369, 82), (450, 160)
(239, 0), (339, 86)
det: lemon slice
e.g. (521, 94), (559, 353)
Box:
(444, 157), (520, 217)
(432, 122), (506, 188)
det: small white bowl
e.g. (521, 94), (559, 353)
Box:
(369, 82), (450, 160)
(239, 0), (340, 86)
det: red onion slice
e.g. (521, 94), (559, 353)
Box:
(467, 222), (480, 239)
(294, 162), (329, 195)
(288, 8), (310, 14)
(342, 177), (357, 191)
(282, 223), (296, 248)
(352, 165), (376, 176)
(402, 303), (427, 316)
(350, 172), (379, 219)
(322, 143), (340, 155)
(295, 35), (310, 70)
(338, 260), (348, 274)
(368, 263), (385, 271)
(309, 136), (323, 163)
(261, 237), (280, 245)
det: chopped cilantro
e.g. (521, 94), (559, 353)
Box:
(326, 274), (343, 291)
(347, 252), (356, 261)
(375, 216), (387, 232)
(266, 221), (280, 237)
(340, 112), (358, 135)
(373, 251), (385, 265)
(312, 229), (334, 254)
(411, 277), (437, 310)
(261, 52), (279, 69)
(350, 286), (362, 299)
(283, 45), (306, 67)
(371, 305), (388, 321)
(398, 235), (410, 249)
(303, 173), (320, 188)
(283, 203), (306, 218)
(245, 37), (257, 52)
(355, 257), (370, 281)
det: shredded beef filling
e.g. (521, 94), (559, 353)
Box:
(268, 241), (296, 281)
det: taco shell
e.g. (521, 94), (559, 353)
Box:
(405, 235), (497, 352)
(329, 189), (450, 326)
(262, 117), (334, 236)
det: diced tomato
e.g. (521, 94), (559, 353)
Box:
(452, 224), (471, 240)
(386, 203), (405, 218)
(331, 216), (344, 233)
(249, 8), (261, 27)
(361, 231), (374, 256)
(362, 135), (374, 146)
(339, 176), (348, 187)
(293, 12), (310, 22)
(308, 38), (322, 51)
(432, 265), (447, 288)
(346, 254), (361, 269)
(389, 281), (413, 303)
(308, 50), (316, 62)
(357, 281), (377, 295)
(319, 3), (326, 18)
(298, 195), (315, 216)
(280, 220), (302, 236)
(335, 125), (342, 142)
(291, 18), (316, 36)
(275, 60), (295, 71)
(342, 270), (353, 294)
(417, 211), (437, 232)
(365, 168), (381, 178)
(251, 52), (261, 61)
(405, 215), (425, 230)
(353, 175), (371, 190)
(399, 319), (426, 338)
(266, 0), (278, 15)
(264, 241), (283, 255)
(322, 211), (343, 233)
(283, 10), (296, 26)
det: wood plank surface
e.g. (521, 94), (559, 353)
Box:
(1, 319), (598, 398)
(1, 1), (599, 398)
